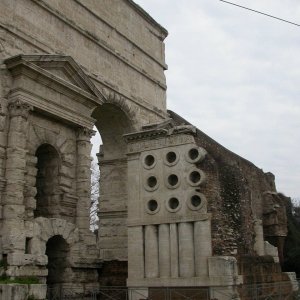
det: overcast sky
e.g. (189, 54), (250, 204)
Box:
(128, 0), (300, 199)
(92, 1), (300, 199)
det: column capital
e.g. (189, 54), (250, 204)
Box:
(76, 126), (95, 141)
(8, 99), (33, 119)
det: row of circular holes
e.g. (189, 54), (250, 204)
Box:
(144, 147), (206, 213)
(147, 193), (205, 214)
(146, 169), (204, 191)
(144, 147), (205, 169)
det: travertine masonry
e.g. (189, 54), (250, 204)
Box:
(0, 1), (296, 299)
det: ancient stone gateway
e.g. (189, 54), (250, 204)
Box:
(0, 1), (297, 300)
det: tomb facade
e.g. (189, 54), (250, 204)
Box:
(0, 1), (295, 299)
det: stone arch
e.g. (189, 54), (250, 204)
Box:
(92, 102), (134, 160)
(91, 96), (135, 263)
(31, 217), (79, 256)
(27, 123), (76, 170)
(101, 88), (140, 130)
(46, 235), (70, 285)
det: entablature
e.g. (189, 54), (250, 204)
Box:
(5, 54), (105, 128)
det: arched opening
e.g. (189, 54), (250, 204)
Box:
(92, 103), (133, 160)
(46, 235), (70, 285)
(34, 144), (60, 218)
(90, 130), (101, 231)
(91, 103), (133, 286)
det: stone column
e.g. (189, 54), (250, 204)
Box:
(159, 224), (170, 278)
(128, 226), (144, 280)
(145, 225), (159, 278)
(194, 219), (212, 276)
(2, 99), (32, 254)
(254, 219), (265, 256)
(178, 222), (194, 278)
(76, 127), (95, 233)
(0, 98), (8, 184)
(170, 223), (179, 278)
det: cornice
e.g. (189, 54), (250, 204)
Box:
(124, 122), (197, 143)
(5, 55), (104, 109)
(75, 0), (168, 67)
(124, 0), (168, 39)
(30, 0), (168, 84)
(0, 24), (169, 120)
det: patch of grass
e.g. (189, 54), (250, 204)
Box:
(0, 275), (39, 284)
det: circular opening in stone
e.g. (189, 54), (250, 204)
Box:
(166, 151), (177, 164)
(168, 174), (179, 186)
(191, 195), (201, 207)
(189, 148), (199, 160)
(189, 171), (201, 183)
(147, 176), (157, 188)
(168, 197), (179, 210)
(147, 199), (158, 212)
(144, 155), (155, 167)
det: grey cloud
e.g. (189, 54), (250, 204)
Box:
(132, 0), (300, 198)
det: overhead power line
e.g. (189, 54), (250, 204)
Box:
(219, 0), (300, 28)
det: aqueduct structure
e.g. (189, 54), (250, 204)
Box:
(0, 0), (297, 299)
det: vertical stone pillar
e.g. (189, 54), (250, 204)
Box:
(178, 222), (194, 277)
(128, 226), (144, 280)
(170, 223), (179, 278)
(145, 225), (159, 278)
(194, 219), (212, 276)
(0, 99), (8, 182)
(2, 99), (32, 254)
(254, 219), (265, 256)
(159, 224), (170, 278)
(0, 98), (8, 258)
(76, 127), (95, 232)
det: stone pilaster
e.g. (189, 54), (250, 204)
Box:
(2, 99), (32, 254)
(0, 98), (8, 181)
(76, 126), (95, 233)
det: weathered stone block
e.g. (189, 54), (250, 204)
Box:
(30, 238), (46, 256)
(59, 165), (75, 179)
(7, 253), (47, 266)
(25, 197), (36, 210)
(0, 284), (28, 300)
(7, 133), (27, 148)
(2, 205), (25, 219)
(208, 256), (238, 278)
(264, 241), (279, 263)
(26, 166), (38, 177)
(51, 218), (67, 235)
(59, 176), (72, 188)
(6, 266), (48, 277)
(0, 132), (8, 146)
(24, 221), (34, 237)
(28, 284), (47, 300)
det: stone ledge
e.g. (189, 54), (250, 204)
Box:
(0, 284), (46, 300)
(127, 275), (244, 287)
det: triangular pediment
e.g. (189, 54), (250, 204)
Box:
(41, 67), (79, 86)
(4, 54), (105, 102)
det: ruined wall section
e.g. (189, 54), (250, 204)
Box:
(0, 0), (168, 123)
(168, 110), (285, 258)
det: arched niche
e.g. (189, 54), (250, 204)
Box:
(34, 143), (61, 218)
(46, 235), (70, 286)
